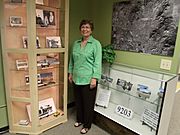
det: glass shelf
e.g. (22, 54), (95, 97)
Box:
(11, 82), (61, 91)
(98, 83), (160, 106)
(110, 64), (176, 82)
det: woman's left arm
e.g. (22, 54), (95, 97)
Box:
(90, 41), (102, 88)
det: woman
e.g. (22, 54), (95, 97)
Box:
(68, 19), (102, 134)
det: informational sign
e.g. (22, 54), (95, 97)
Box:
(95, 88), (111, 108)
(141, 108), (159, 130)
(115, 105), (133, 119)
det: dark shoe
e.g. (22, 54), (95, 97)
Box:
(74, 122), (82, 127)
(80, 128), (89, 134)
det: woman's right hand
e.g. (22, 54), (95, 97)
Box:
(68, 73), (73, 83)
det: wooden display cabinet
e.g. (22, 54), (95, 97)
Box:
(0, 0), (69, 134)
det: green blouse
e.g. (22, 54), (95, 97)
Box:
(68, 36), (102, 85)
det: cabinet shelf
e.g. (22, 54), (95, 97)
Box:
(6, 48), (65, 53)
(99, 83), (160, 106)
(110, 64), (175, 82)
(11, 82), (62, 91)
(5, 0), (65, 10)
(36, 4), (64, 10)
(36, 26), (60, 30)
(10, 97), (30, 102)
(39, 109), (64, 125)
(13, 108), (64, 127)
(5, 25), (61, 30)
(10, 64), (63, 72)
(4, 1), (26, 5)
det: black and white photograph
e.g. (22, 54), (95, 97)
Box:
(48, 11), (55, 25)
(26, 98), (56, 121)
(22, 36), (40, 48)
(36, 9), (44, 26)
(10, 16), (23, 27)
(16, 59), (28, 70)
(43, 10), (55, 25)
(46, 36), (61, 48)
(112, 0), (180, 56)
(116, 78), (127, 90)
(36, 9), (55, 27)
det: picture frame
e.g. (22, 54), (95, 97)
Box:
(36, 9), (55, 27)
(46, 36), (61, 48)
(116, 78), (126, 87)
(26, 98), (56, 122)
(16, 59), (28, 70)
(10, 16), (23, 27)
(43, 10), (55, 25)
(40, 72), (54, 84)
(22, 36), (40, 49)
(36, 9), (44, 26)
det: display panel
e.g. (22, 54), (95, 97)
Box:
(95, 63), (177, 135)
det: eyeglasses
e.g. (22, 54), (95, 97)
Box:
(81, 25), (91, 29)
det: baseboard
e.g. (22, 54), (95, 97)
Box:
(0, 126), (9, 134)
(93, 112), (137, 135)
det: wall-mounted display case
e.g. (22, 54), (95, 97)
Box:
(95, 63), (177, 135)
(0, 0), (69, 134)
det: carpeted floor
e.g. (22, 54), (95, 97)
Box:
(2, 107), (110, 135)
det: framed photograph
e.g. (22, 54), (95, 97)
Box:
(40, 72), (54, 84)
(37, 55), (50, 68)
(22, 36), (40, 48)
(36, 9), (55, 27)
(36, 9), (44, 25)
(16, 59), (28, 70)
(47, 56), (60, 65)
(10, 16), (23, 27)
(43, 10), (55, 25)
(25, 74), (42, 85)
(10, 0), (22, 3)
(116, 78), (127, 90)
(46, 36), (61, 48)
(36, 0), (44, 5)
(26, 98), (56, 121)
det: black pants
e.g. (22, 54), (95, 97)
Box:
(73, 82), (97, 129)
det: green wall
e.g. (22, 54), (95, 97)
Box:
(0, 1), (8, 128)
(68, 0), (93, 103)
(69, 0), (93, 46)
(91, 0), (180, 74)
(0, 34), (8, 128)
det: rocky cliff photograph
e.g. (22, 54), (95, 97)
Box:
(112, 0), (180, 56)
